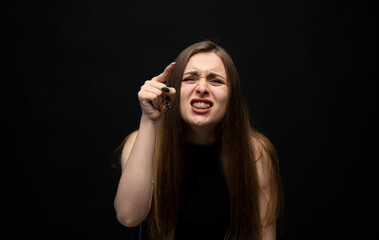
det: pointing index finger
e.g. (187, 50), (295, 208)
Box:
(152, 62), (176, 83)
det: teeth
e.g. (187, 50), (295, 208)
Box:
(192, 102), (211, 108)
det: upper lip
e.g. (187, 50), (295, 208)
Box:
(190, 98), (214, 107)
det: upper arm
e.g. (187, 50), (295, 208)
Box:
(120, 130), (139, 170)
(251, 134), (280, 239)
(253, 139), (273, 221)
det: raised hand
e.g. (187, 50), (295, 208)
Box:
(138, 62), (176, 122)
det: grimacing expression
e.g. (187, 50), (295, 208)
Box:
(180, 52), (229, 129)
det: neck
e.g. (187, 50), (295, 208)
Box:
(185, 125), (217, 145)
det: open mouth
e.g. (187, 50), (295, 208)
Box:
(190, 99), (214, 109)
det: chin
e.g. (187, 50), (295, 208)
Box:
(190, 120), (209, 127)
(184, 116), (210, 127)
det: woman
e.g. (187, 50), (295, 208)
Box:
(113, 41), (282, 240)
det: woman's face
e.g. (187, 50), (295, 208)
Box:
(180, 52), (229, 129)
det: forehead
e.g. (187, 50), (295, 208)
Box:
(184, 52), (226, 76)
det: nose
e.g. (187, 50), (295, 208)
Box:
(195, 78), (209, 96)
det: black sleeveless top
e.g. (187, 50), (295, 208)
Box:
(140, 143), (230, 240)
(175, 143), (230, 239)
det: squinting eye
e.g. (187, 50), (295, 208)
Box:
(211, 79), (224, 84)
(183, 78), (195, 82)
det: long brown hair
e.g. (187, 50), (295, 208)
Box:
(115, 41), (282, 240)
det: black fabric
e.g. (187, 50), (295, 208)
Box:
(175, 143), (230, 240)
(140, 143), (230, 240)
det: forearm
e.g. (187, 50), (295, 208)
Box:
(114, 117), (157, 226)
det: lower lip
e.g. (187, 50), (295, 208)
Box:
(191, 106), (211, 114)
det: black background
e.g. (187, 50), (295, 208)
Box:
(4, 0), (376, 239)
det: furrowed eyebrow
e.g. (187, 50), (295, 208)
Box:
(183, 71), (225, 79)
(183, 71), (199, 77)
(207, 72), (225, 79)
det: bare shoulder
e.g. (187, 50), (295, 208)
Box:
(250, 131), (276, 161)
(251, 131), (282, 227)
(120, 130), (139, 168)
(250, 131), (277, 188)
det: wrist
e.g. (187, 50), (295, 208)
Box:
(140, 115), (159, 128)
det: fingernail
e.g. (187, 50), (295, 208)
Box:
(161, 87), (170, 93)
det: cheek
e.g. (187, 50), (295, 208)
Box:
(216, 89), (229, 106)
(180, 85), (193, 103)
(215, 90), (229, 116)
(179, 86), (191, 113)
